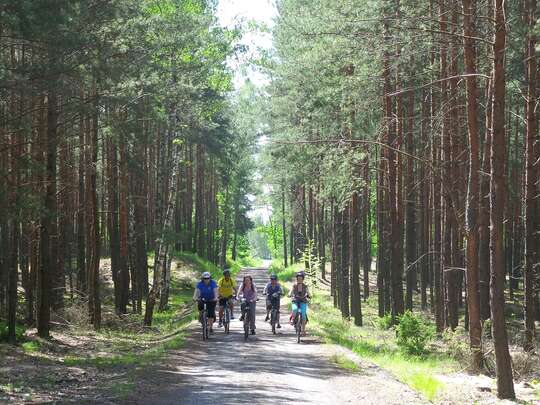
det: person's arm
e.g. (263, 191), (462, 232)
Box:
(305, 285), (311, 299)
(263, 283), (268, 295)
(278, 284), (284, 295)
(252, 285), (258, 302)
(288, 285), (294, 298)
(237, 282), (244, 297)
(193, 287), (200, 301)
(213, 286), (219, 301)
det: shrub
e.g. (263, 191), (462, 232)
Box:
(377, 313), (394, 330)
(0, 321), (26, 342)
(396, 311), (434, 356)
(442, 327), (469, 362)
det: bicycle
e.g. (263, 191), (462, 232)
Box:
(198, 298), (209, 341)
(293, 299), (307, 343)
(240, 298), (257, 341)
(222, 297), (235, 334)
(269, 292), (281, 335)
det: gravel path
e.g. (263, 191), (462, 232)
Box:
(125, 267), (426, 405)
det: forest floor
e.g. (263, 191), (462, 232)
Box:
(1, 260), (539, 404)
(0, 255), (202, 404)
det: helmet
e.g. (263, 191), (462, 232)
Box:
(223, 268), (231, 275)
(270, 274), (277, 280)
(296, 271), (305, 278)
(202, 272), (211, 279)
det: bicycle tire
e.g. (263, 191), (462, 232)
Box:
(202, 312), (208, 341)
(224, 306), (230, 334)
(244, 311), (249, 341)
(271, 309), (276, 334)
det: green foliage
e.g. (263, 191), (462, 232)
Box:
(21, 341), (40, 353)
(0, 321), (25, 343)
(377, 313), (394, 330)
(268, 260), (303, 282)
(395, 311), (435, 356)
(442, 327), (470, 361)
(299, 239), (320, 287)
(330, 354), (360, 373)
(309, 289), (454, 401)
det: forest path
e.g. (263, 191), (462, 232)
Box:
(124, 267), (426, 405)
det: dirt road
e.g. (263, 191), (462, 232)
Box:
(126, 267), (426, 405)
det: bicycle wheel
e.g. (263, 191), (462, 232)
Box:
(244, 312), (249, 341)
(224, 306), (230, 334)
(202, 312), (208, 341)
(271, 309), (276, 334)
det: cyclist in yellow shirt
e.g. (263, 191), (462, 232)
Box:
(217, 268), (237, 328)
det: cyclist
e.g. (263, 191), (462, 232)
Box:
(289, 271), (310, 336)
(217, 268), (237, 328)
(237, 275), (258, 335)
(193, 272), (218, 335)
(263, 274), (283, 328)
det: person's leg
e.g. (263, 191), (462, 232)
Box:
(218, 299), (224, 325)
(197, 301), (204, 323)
(277, 299), (281, 327)
(265, 299), (271, 321)
(250, 302), (256, 333)
(301, 302), (307, 335)
(291, 301), (298, 324)
(208, 302), (216, 333)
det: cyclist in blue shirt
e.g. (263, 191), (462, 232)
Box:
(263, 274), (283, 328)
(193, 272), (219, 334)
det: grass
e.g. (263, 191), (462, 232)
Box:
(268, 260), (304, 282)
(63, 335), (184, 368)
(61, 251), (221, 368)
(307, 280), (458, 402)
(21, 341), (40, 353)
(330, 354), (361, 373)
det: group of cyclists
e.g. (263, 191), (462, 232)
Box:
(192, 268), (311, 338)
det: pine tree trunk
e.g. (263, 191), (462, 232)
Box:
(351, 193), (362, 325)
(523, 0), (538, 352)
(37, 85), (58, 338)
(489, 0), (515, 397)
(462, 0), (483, 369)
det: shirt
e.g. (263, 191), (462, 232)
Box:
(238, 282), (257, 302)
(196, 280), (217, 300)
(289, 283), (310, 301)
(217, 277), (237, 297)
(264, 282), (283, 297)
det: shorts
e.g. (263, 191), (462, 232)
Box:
(219, 296), (234, 307)
(198, 300), (217, 319)
(292, 300), (308, 318)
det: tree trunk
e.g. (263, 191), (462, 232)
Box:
(462, 0), (483, 369)
(489, 0), (515, 397)
(523, 0), (538, 352)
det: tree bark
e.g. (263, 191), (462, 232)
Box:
(489, 0), (515, 397)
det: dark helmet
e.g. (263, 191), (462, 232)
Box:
(223, 268), (231, 275)
(296, 271), (305, 278)
(270, 274), (278, 280)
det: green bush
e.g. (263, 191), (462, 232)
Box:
(377, 313), (394, 330)
(0, 321), (26, 342)
(395, 311), (434, 356)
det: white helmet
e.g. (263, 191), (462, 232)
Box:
(202, 272), (211, 279)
